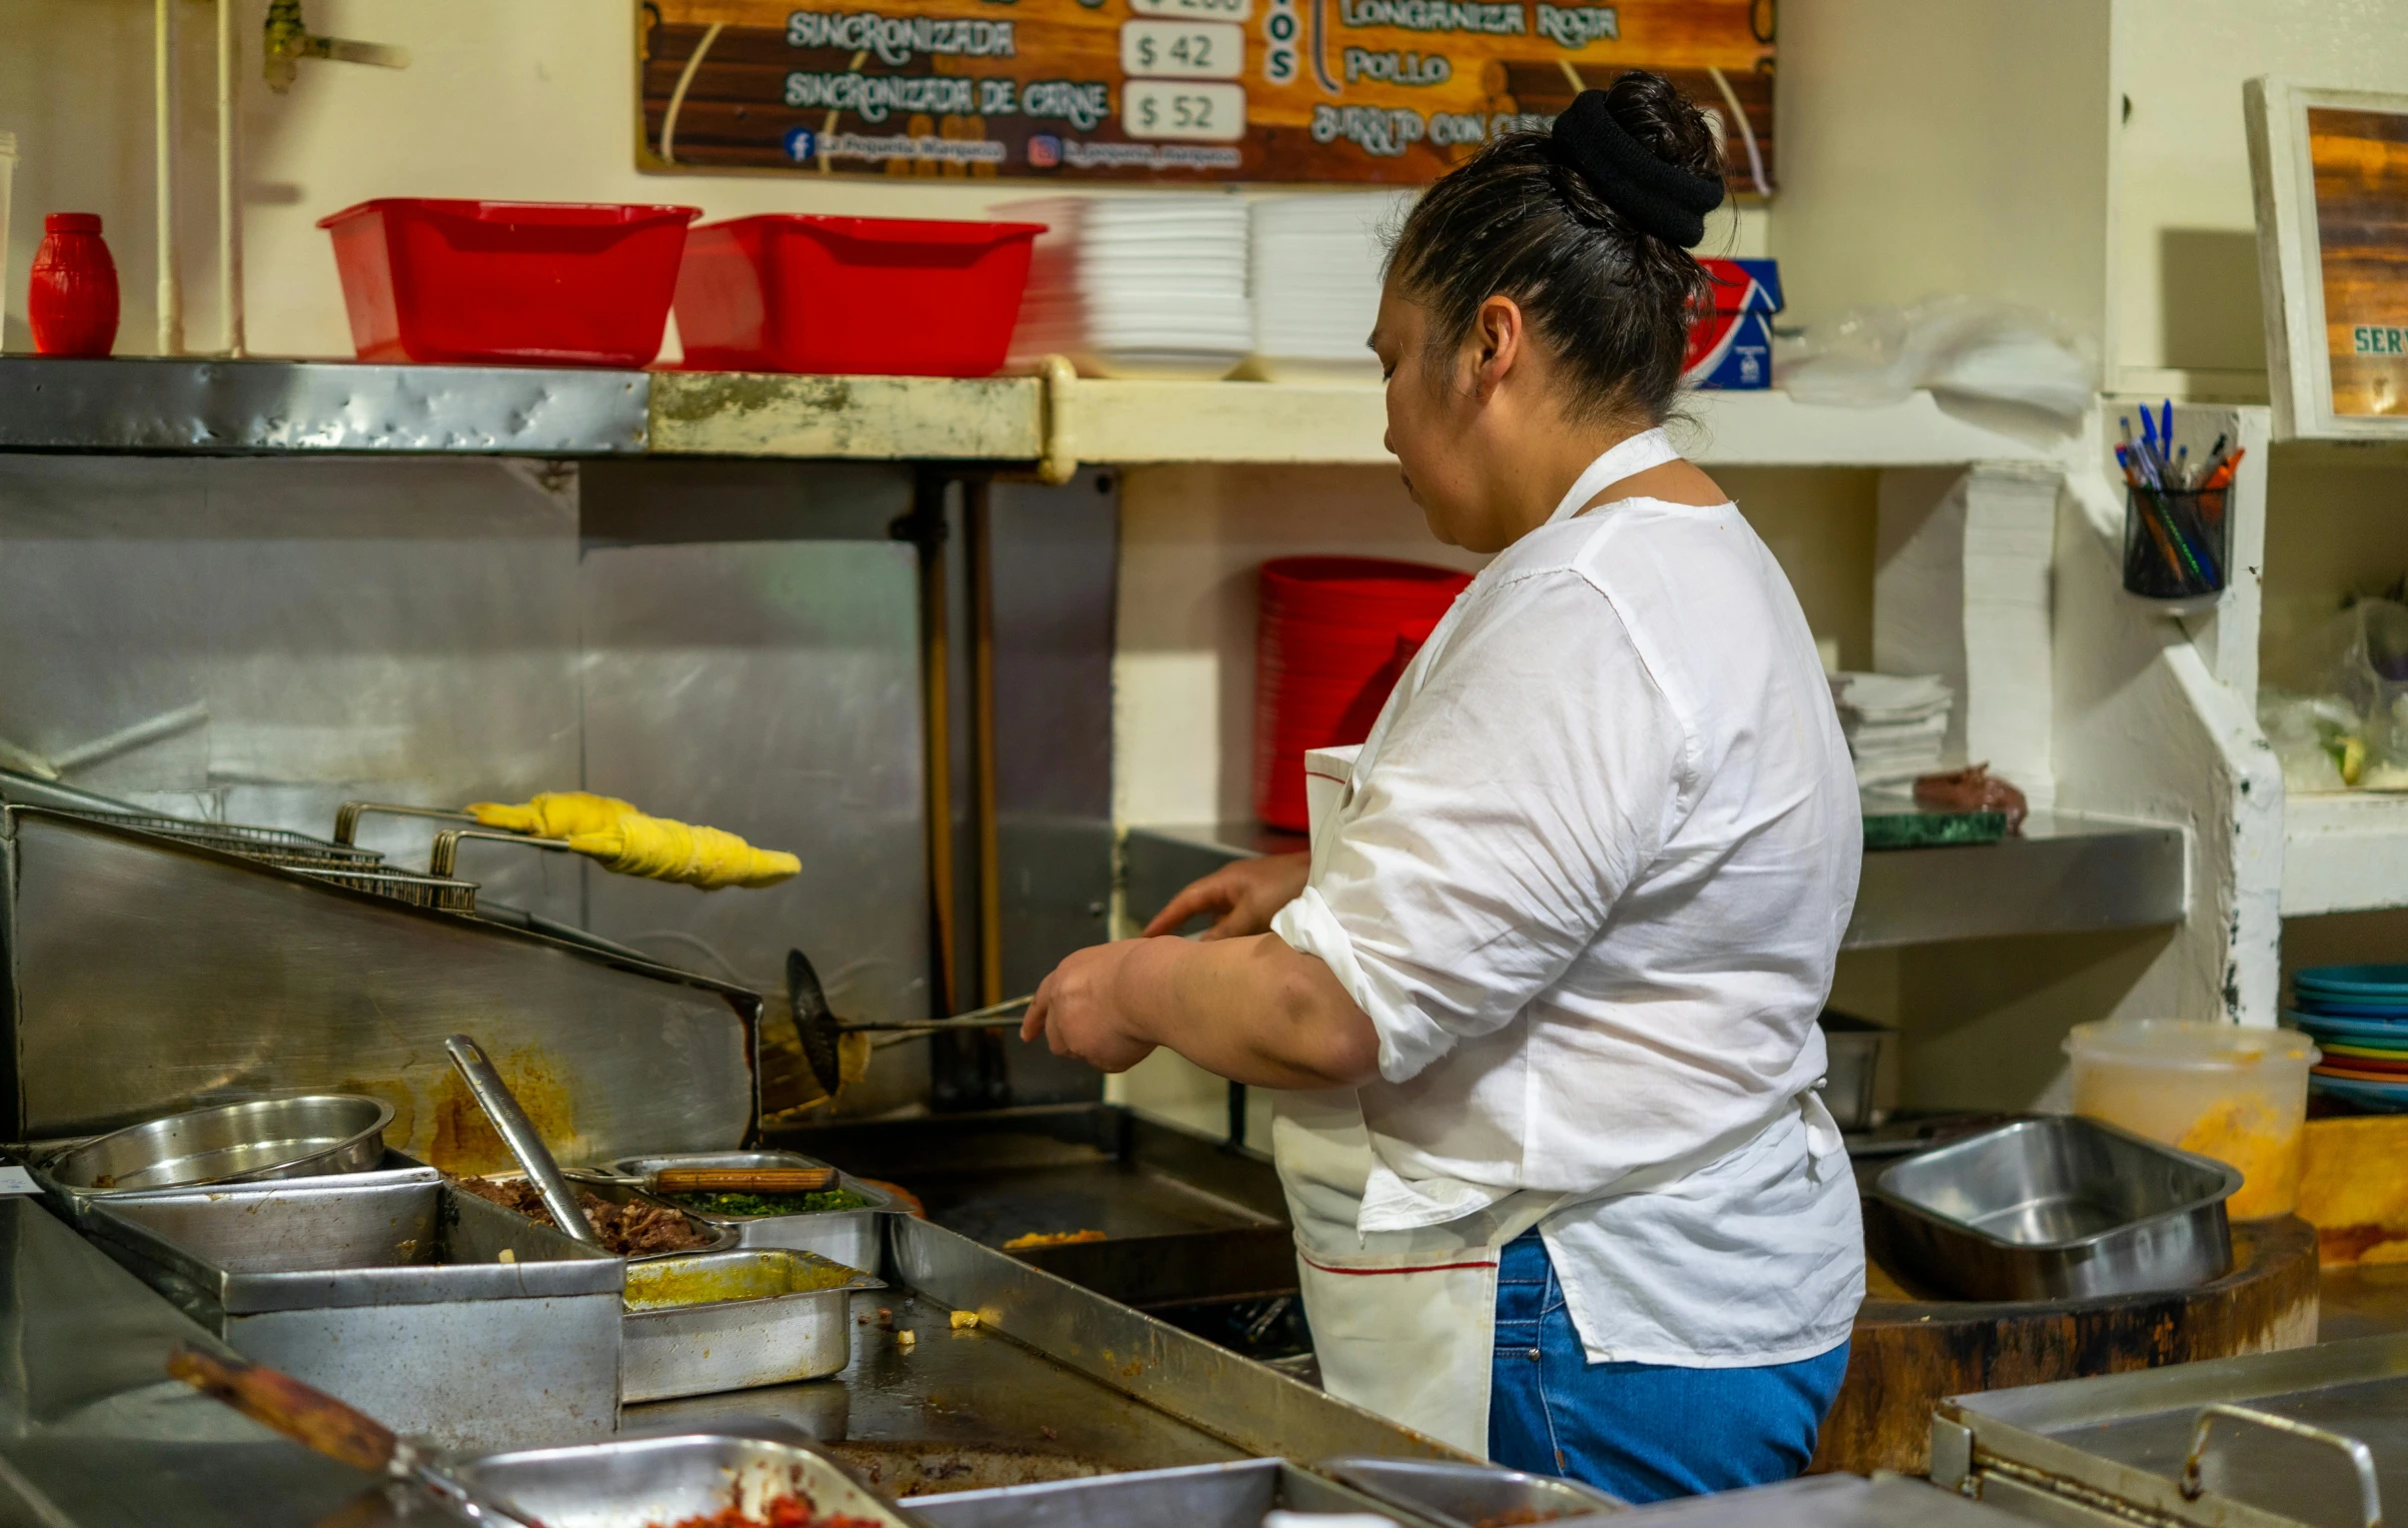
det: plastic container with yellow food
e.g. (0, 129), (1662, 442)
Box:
(2065, 1018), (2320, 1220)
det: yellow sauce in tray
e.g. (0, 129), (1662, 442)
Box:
(624, 1251), (857, 1311)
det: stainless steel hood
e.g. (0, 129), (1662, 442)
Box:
(1, 807), (759, 1165)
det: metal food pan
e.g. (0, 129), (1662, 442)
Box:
(1590, 1474), (2022, 1525)
(595, 1148), (894, 1271)
(1322, 1456), (1627, 1524)
(903, 1457), (1422, 1527)
(31, 1143), (439, 1229)
(449, 1426), (922, 1528)
(41, 1093), (394, 1192)
(469, 1172), (739, 1261)
(82, 1178), (623, 1452)
(1869, 1114), (2240, 1301)
(620, 1246), (883, 1403)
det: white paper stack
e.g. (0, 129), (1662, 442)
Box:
(1830, 672), (1954, 789)
(1240, 191), (1414, 382)
(995, 195), (1251, 379)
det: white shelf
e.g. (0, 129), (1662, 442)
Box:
(2284, 792), (2408, 916)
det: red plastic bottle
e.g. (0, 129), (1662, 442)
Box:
(28, 213), (120, 358)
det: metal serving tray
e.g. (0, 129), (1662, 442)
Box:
(471, 1172), (739, 1261)
(1934, 1331), (2408, 1528)
(42, 1093), (394, 1192)
(1610, 1475), (2024, 1525)
(1323, 1456), (1626, 1523)
(82, 1178), (623, 1452)
(32, 1143), (440, 1229)
(903, 1457), (1424, 1526)
(593, 1149), (893, 1272)
(621, 1247), (884, 1403)
(344, 1424), (921, 1528)
(1869, 1115), (2240, 1301)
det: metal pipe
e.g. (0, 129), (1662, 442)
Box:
(155, 0), (184, 355)
(968, 480), (1004, 1007)
(216, 0), (243, 356)
(915, 485), (960, 1017)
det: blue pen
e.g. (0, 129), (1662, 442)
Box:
(2160, 400), (2175, 458)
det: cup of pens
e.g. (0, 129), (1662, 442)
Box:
(2117, 401), (2241, 610)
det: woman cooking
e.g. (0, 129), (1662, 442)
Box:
(1021, 71), (1863, 1504)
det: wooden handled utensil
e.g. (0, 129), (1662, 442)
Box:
(650, 1166), (834, 1194)
(168, 1345), (547, 1528)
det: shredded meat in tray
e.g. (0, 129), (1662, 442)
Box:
(454, 1174), (712, 1256)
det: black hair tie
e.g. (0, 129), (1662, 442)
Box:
(1548, 89), (1725, 248)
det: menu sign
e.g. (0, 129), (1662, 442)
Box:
(2308, 106), (2408, 420)
(638, 0), (1772, 187)
(2247, 81), (2408, 440)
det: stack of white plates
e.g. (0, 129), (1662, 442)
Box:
(1829, 672), (1953, 788)
(994, 195), (1251, 379)
(1241, 192), (1413, 382)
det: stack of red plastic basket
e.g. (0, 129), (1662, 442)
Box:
(1253, 557), (1473, 831)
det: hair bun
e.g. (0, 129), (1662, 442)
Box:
(1549, 79), (1725, 248)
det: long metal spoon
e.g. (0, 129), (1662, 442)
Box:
(443, 1033), (603, 1249)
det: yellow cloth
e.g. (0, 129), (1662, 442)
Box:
(469, 790), (799, 890)
(468, 791), (640, 839)
(567, 812), (801, 890)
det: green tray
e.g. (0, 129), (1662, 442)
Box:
(1861, 801), (2008, 851)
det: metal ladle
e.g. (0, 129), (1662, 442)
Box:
(788, 948), (1033, 1096)
(443, 1033), (603, 1249)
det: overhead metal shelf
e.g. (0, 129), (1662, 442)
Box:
(1123, 810), (2187, 951)
(0, 356), (648, 455)
(0, 357), (2072, 471)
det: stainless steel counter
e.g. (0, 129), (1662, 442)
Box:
(0, 1185), (1450, 1526)
(0, 1197), (369, 1528)
(1123, 813), (2188, 950)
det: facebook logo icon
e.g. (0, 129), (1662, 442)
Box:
(785, 126), (818, 163)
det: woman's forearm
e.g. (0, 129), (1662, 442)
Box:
(1119, 932), (1381, 1089)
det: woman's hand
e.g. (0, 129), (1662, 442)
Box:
(1141, 851), (1310, 940)
(1020, 939), (1158, 1073)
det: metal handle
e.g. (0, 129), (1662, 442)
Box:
(840, 993), (1035, 1034)
(429, 828), (576, 879)
(333, 801), (474, 846)
(2182, 1403), (2383, 1528)
(442, 1034), (602, 1250)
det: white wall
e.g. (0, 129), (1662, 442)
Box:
(2108, 0), (2408, 399)
(1770, 0), (2114, 343)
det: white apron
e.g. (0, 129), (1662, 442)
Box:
(1272, 432), (1690, 1455)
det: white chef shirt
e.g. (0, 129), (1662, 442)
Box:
(1270, 433), (1865, 1367)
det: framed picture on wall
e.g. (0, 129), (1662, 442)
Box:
(2247, 78), (2408, 441)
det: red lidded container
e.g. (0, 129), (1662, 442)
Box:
(317, 199), (701, 367)
(673, 215), (1044, 377)
(28, 213), (120, 358)
(1253, 557), (1474, 831)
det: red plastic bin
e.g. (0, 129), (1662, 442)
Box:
(318, 199), (701, 367)
(673, 215), (1045, 377)
(1253, 557), (1474, 831)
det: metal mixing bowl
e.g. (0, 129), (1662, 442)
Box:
(43, 1094), (396, 1192)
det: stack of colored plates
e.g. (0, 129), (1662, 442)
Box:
(2291, 964), (2408, 1111)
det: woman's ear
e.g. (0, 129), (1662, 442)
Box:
(1468, 294), (1525, 403)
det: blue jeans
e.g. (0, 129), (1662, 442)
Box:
(1488, 1229), (1850, 1504)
